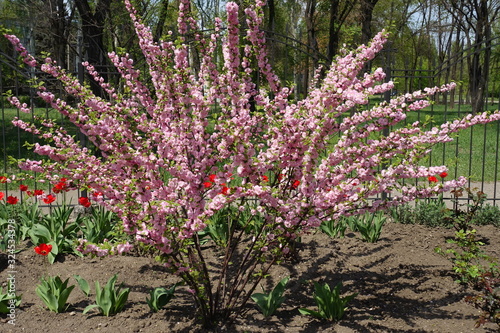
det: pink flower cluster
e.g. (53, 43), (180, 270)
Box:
(77, 239), (133, 257)
(4, 34), (37, 67)
(5, 1), (500, 263)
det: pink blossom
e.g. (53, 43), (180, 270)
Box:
(116, 242), (134, 255)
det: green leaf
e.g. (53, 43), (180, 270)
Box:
(298, 308), (322, 318)
(251, 276), (289, 317)
(74, 275), (91, 297)
(105, 274), (118, 291)
(83, 304), (100, 314)
(300, 281), (357, 321)
(147, 284), (178, 312)
(89, 274), (128, 316)
(29, 224), (51, 243)
(114, 288), (130, 313)
(47, 241), (58, 264)
(35, 276), (74, 312)
(98, 288), (113, 316)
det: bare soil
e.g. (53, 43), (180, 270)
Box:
(1, 222), (499, 333)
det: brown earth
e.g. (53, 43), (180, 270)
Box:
(1, 222), (499, 333)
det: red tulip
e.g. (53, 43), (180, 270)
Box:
(220, 186), (230, 195)
(6, 196), (18, 205)
(35, 243), (52, 256)
(78, 197), (91, 208)
(43, 194), (56, 204)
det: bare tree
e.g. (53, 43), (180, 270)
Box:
(3, 0), (75, 69)
(359, 0), (380, 74)
(153, 0), (171, 42)
(442, 0), (500, 113)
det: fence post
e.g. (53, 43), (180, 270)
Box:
(76, 28), (87, 200)
(381, 42), (394, 201)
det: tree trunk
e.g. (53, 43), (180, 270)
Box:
(360, 0), (379, 45)
(74, 0), (112, 98)
(468, 0), (492, 114)
(327, 0), (339, 62)
(48, 0), (69, 69)
(304, 0), (318, 95)
(267, 0), (276, 32)
(360, 0), (379, 74)
(443, 0), (498, 114)
(326, 0), (355, 63)
(153, 0), (170, 43)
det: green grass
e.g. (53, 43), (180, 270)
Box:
(394, 103), (500, 182)
(423, 124), (499, 182)
(355, 98), (500, 182)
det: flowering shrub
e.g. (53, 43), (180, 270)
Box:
(5, 0), (500, 327)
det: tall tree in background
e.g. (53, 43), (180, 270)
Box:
(442, 0), (500, 113)
(153, 0), (171, 42)
(2, 0), (499, 108)
(359, 0), (379, 74)
(326, 0), (355, 61)
(74, 0), (112, 97)
(47, 0), (74, 69)
(360, 0), (379, 45)
(304, 0), (318, 93)
(267, 0), (275, 32)
(1, 0), (75, 69)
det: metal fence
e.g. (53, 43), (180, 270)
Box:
(1, 35), (499, 207)
(381, 37), (500, 207)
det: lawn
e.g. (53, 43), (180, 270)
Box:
(394, 103), (500, 183)
(360, 98), (500, 183)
